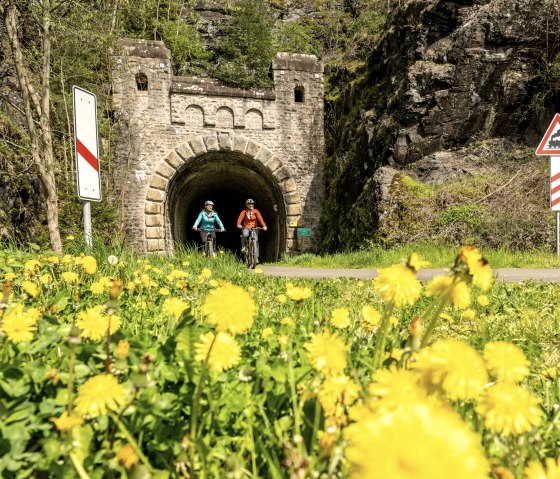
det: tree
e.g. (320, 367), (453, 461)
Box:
(2, 0), (62, 252)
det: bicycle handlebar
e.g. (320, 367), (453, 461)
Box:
(193, 228), (225, 232)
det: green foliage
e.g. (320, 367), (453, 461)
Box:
(275, 21), (322, 57)
(211, 0), (276, 88)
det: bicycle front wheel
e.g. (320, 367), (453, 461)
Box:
(206, 239), (214, 258)
(247, 240), (256, 269)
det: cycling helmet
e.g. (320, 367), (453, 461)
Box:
(204, 200), (214, 206)
(245, 199), (255, 205)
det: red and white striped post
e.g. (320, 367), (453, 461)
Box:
(536, 114), (560, 255)
(73, 86), (101, 248)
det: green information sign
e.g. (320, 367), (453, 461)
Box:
(297, 228), (312, 237)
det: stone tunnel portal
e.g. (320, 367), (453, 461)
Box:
(167, 151), (287, 261)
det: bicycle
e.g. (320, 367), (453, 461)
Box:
(243, 227), (264, 269)
(194, 228), (221, 258)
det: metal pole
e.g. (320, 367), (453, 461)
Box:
(83, 200), (92, 249)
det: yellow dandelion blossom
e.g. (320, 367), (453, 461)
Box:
(262, 327), (274, 339)
(373, 264), (421, 307)
(117, 444), (139, 470)
(75, 374), (127, 417)
(61, 254), (73, 264)
(90, 282), (105, 295)
(194, 331), (241, 372)
(345, 401), (489, 479)
(50, 411), (83, 433)
(107, 314), (122, 334)
(159, 287), (170, 296)
(440, 312), (454, 323)
(541, 368), (557, 381)
(4, 272), (15, 282)
(426, 275), (470, 309)
(457, 246), (493, 291)
(462, 309), (476, 321)
(304, 330), (348, 375)
(286, 286), (312, 302)
(80, 256), (97, 275)
(24, 259), (41, 274)
(1, 303), (39, 343)
(406, 252), (430, 272)
(277, 334), (289, 351)
(182, 261), (190, 267)
(209, 280), (219, 288)
(317, 374), (361, 417)
(61, 271), (79, 284)
(484, 341), (529, 383)
(66, 235), (75, 240)
(330, 307), (351, 329)
(412, 339), (488, 400)
(201, 283), (255, 334)
(280, 316), (294, 326)
(47, 256), (59, 265)
(476, 383), (543, 436)
(39, 274), (52, 285)
(277, 294), (287, 303)
(477, 295), (490, 306)
(524, 458), (560, 479)
(200, 268), (212, 279)
(162, 297), (189, 320)
(76, 306), (107, 341)
(21, 280), (40, 298)
(248, 286), (256, 293)
(361, 305), (381, 330)
(115, 339), (130, 359)
(367, 367), (428, 411)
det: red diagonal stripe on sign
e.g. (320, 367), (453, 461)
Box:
(552, 184), (560, 195)
(552, 171), (560, 183)
(552, 196), (560, 207)
(76, 138), (99, 172)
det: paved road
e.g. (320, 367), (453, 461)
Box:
(258, 266), (560, 282)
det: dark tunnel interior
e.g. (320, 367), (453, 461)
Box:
(167, 151), (287, 261)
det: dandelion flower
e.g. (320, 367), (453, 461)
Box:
(457, 246), (493, 291)
(477, 295), (489, 306)
(80, 256), (97, 275)
(61, 271), (79, 284)
(50, 411), (83, 433)
(330, 308), (351, 329)
(202, 283), (255, 334)
(305, 330), (348, 375)
(159, 287), (170, 296)
(39, 274), (52, 285)
(476, 383), (542, 436)
(277, 294), (287, 303)
(24, 260), (41, 274)
(426, 276), (471, 309)
(200, 268), (212, 279)
(412, 339), (488, 400)
(21, 280), (40, 298)
(361, 305), (381, 330)
(107, 255), (118, 266)
(317, 374), (361, 417)
(66, 235), (75, 240)
(194, 331), (241, 372)
(367, 367), (428, 411)
(462, 309), (476, 321)
(373, 264), (421, 307)
(90, 282), (105, 295)
(345, 401), (489, 479)
(76, 306), (107, 341)
(286, 286), (312, 302)
(262, 327), (274, 339)
(115, 339), (130, 359)
(47, 256), (59, 265)
(117, 444), (138, 469)
(524, 458), (560, 479)
(1, 303), (39, 343)
(406, 253), (430, 272)
(75, 374), (127, 417)
(484, 342), (529, 383)
(209, 280), (219, 288)
(162, 297), (189, 320)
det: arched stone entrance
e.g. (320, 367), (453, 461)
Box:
(143, 133), (301, 259)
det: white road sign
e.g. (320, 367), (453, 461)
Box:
(73, 86), (101, 201)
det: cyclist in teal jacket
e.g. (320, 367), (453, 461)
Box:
(192, 201), (225, 244)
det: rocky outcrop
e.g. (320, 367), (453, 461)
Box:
(321, 0), (559, 251)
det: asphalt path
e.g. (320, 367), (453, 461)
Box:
(257, 266), (560, 282)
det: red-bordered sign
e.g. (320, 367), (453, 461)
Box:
(73, 86), (101, 201)
(536, 114), (560, 156)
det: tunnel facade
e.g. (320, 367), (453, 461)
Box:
(112, 39), (324, 258)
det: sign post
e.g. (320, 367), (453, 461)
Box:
(535, 113), (560, 255)
(73, 86), (101, 248)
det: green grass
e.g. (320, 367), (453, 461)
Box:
(270, 243), (560, 269)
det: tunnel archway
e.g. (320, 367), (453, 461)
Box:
(166, 150), (287, 261)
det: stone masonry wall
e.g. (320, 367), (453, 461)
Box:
(112, 39), (324, 256)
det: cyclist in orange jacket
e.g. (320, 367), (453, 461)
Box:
(237, 199), (267, 263)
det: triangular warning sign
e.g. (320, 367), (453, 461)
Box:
(536, 113), (560, 155)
